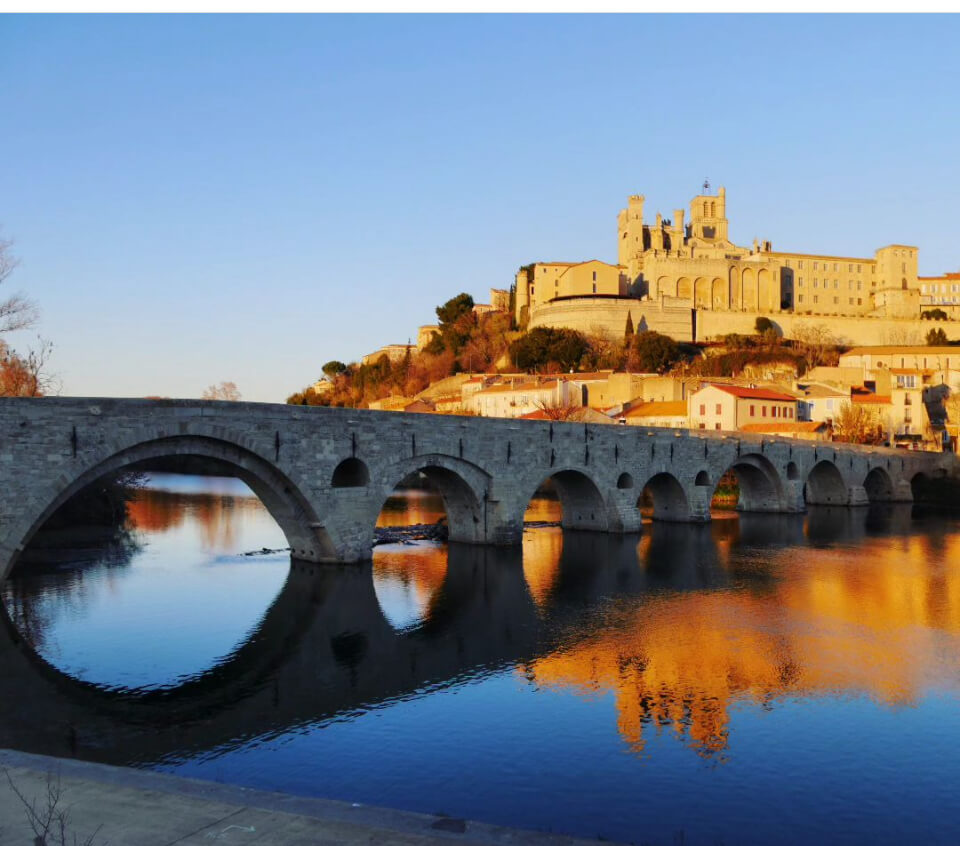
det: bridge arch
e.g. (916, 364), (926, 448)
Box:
(639, 471), (690, 522)
(374, 454), (490, 545)
(863, 466), (895, 502)
(805, 460), (848, 505)
(712, 453), (786, 512)
(332, 457), (370, 488)
(910, 471), (932, 502)
(519, 468), (614, 533)
(1, 434), (337, 583)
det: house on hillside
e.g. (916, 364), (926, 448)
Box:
(688, 384), (798, 432)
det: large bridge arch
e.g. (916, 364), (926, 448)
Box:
(863, 466), (896, 502)
(710, 453), (787, 513)
(0, 433), (337, 582)
(639, 471), (695, 522)
(515, 467), (618, 535)
(369, 453), (492, 547)
(805, 460), (849, 505)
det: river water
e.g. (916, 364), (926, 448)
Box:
(3, 474), (960, 845)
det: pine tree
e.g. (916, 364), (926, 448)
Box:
(625, 312), (635, 341)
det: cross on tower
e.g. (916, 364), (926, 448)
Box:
(702, 177), (711, 194)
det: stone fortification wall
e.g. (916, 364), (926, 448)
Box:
(529, 298), (693, 342)
(527, 295), (960, 348)
(696, 310), (960, 346)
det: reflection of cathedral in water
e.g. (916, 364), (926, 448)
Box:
(2, 504), (960, 769)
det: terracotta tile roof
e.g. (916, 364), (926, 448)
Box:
(851, 393), (892, 405)
(843, 346), (957, 355)
(699, 383), (797, 402)
(740, 421), (827, 434)
(798, 383), (848, 398)
(622, 401), (688, 418)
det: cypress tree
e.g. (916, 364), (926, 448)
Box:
(625, 311), (635, 341)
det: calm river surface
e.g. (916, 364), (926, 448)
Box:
(4, 474), (960, 845)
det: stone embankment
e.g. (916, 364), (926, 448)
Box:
(0, 748), (621, 846)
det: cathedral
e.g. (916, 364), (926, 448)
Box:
(514, 186), (943, 334)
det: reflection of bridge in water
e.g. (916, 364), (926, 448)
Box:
(2, 504), (957, 767)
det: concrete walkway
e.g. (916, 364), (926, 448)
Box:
(0, 749), (615, 846)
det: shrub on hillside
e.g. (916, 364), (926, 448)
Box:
(628, 331), (683, 374)
(509, 327), (589, 371)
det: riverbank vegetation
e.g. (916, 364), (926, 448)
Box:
(287, 291), (852, 409)
(0, 231), (54, 397)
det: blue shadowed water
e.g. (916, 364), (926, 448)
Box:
(3, 475), (960, 845)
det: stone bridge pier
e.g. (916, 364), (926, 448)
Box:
(0, 398), (950, 577)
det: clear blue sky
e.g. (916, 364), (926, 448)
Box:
(2, 14), (959, 402)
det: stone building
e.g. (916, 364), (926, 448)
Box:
(514, 185), (953, 339)
(688, 384), (798, 432)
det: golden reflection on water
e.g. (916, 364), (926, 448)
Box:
(127, 489), (265, 553)
(376, 491), (447, 527)
(530, 526), (960, 760)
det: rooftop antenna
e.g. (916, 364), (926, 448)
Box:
(702, 177), (711, 194)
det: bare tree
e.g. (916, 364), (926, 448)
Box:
(792, 324), (839, 368)
(534, 394), (580, 421)
(0, 232), (39, 334)
(202, 381), (242, 401)
(832, 401), (884, 445)
(3, 766), (101, 845)
(0, 338), (55, 397)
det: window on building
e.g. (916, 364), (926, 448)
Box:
(699, 423), (706, 430)
(762, 406), (767, 417)
(814, 262), (819, 270)
(592, 283), (597, 293)
(750, 405), (755, 416)
(814, 295), (819, 304)
(715, 422), (721, 430)
(857, 281), (862, 290)
(834, 297), (839, 304)
(799, 276), (804, 286)
(857, 264), (862, 272)
(858, 298), (862, 305)
(799, 294), (804, 304)
(798, 260), (804, 269)
(785, 260), (791, 267)
(715, 403), (722, 414)
(814, 279), (818, 288)
(848, 264), (853, 272)
(592, 271), (597, 281)
(531, 286), (535, 295)
(849, 298), (854, 305)
(700, 404), (706, 415)
(834, 280), (839, 289)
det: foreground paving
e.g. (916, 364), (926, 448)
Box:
(0, 749), (616, 846)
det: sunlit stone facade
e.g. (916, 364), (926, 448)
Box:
(514, 186), (944, 335)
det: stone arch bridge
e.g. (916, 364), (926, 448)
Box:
(0, 398), (951, 580)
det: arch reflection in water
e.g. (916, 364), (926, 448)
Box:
(2, 473), (290, 691)
(5, 500), (960, 845)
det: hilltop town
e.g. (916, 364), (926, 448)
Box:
(289, 186), (960, 452)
